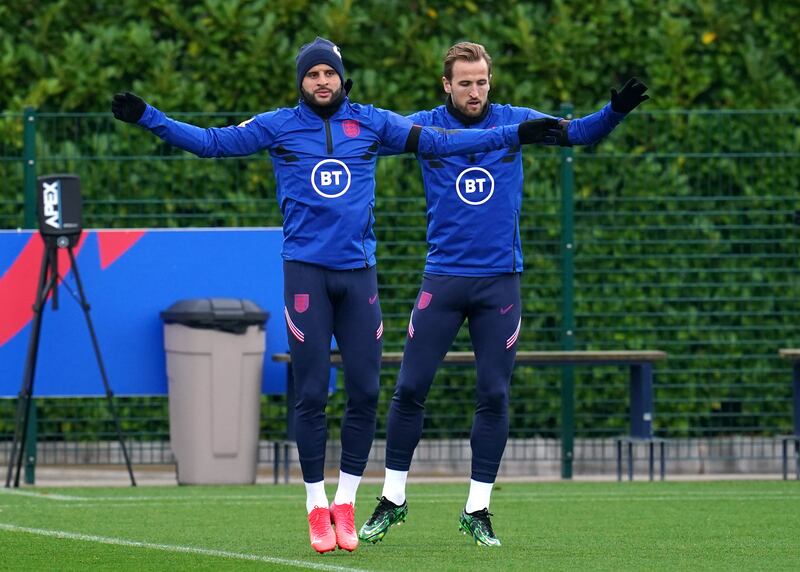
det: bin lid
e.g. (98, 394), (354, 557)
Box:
(160, 298), (269, 334)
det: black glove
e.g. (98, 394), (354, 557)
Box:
(111, 92), (147, 123)
(610, 77), (649, 113)
(518, 118), (562, 145)
(519, 118), (571, 146)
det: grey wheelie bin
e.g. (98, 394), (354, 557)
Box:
(161, 298), (268, 484)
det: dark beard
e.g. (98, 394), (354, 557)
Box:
(301, 86), (345, 118)
(446, 95), (490, 126)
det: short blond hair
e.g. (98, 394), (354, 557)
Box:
(443, 42), (493, 80)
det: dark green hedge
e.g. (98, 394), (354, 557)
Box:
(1, 1), (798, 441)
(1, 0), (798, 113)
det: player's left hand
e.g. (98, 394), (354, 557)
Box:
(518, 118), (570, 146)
(518, 118), (560, 145)
(610, 78), (649, 113)
(111, 92), (147, 124)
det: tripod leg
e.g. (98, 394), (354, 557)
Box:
(6, 392), (30, 488)
(6, 247), (53, 488)
(67, 248), (137, 487)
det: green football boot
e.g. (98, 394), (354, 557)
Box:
(358, 496), (408, 543)
(459, 508), (502, 547)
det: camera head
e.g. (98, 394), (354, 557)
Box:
(37, 174), (82, 247)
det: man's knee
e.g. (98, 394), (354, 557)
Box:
(477, 385), (509, 413)
(392, 378), (428, 408)
(348, 381), (380, 410)
(295, 386), (329, 415)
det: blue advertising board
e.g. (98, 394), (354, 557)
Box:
(0, 228), (332, 397)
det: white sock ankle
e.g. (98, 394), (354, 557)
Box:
(305, 480), (328, 513)
(381, 468), (408, 505)
(333, 471), (361, 506)
(465, 479), (494, 513)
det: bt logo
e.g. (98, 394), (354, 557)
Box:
(455, 167), (495, 206)
(311, 159), (352, 198)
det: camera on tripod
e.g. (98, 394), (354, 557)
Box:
(5, 173), (136, 488)
(36, 174), (82, 248)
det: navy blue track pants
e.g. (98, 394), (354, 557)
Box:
(283, 261), (383, 483)
(386, 273), (521, 483)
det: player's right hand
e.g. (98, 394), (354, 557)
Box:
(111, 92), (147, 124)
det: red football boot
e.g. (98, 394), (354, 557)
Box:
(330, 502), (359, 552)
(308, 506), (336, 553)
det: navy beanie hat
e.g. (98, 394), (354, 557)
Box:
(296, 37), (345, 92)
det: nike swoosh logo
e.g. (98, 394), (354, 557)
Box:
(500, 304), (514, 315)
(369, 294), (378, 304)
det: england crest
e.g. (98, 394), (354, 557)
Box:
(417, 291), (432, 310)
(294, 294), (310, 313)
(342, 120), (360, 138)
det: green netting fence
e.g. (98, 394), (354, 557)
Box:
(1, 108), (798, 477)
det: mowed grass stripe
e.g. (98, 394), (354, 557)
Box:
(0, 523), (372, 572)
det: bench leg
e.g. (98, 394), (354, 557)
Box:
(628, 441), (634, 481)
(784, 439), (789, 481)
(284, 442), (290, 484)
(794, 363), (800, 439)
(795, 439), (800, 481)
(630, 364), (653, 439)
(273, 441), (279, 485)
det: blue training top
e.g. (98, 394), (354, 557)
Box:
(407, 102), (625, 275)
(137, 98), (522, 270)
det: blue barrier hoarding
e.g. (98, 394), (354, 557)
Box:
(0, 228), (320, 397)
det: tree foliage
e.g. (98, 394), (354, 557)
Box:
(0, 0), (798, 113)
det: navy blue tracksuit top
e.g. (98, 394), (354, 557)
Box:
(137, 98), (523, 269)
(407, 102), (626, 275)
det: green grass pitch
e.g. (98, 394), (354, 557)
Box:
(1, 480), (798, 571)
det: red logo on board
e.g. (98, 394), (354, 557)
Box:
(342, 120), (360, 137)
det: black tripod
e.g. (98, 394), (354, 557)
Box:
(5, 234), (136, 487)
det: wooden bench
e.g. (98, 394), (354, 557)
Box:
(778, 349), (800, 480)
(271, 349), (667, 482)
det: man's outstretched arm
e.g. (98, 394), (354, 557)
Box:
(111, 92), (273, 158)
(558, 77), (650, 146)
(400, 117), (563, 156)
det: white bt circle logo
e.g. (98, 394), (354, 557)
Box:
(455, 167), (495, 205)
(311, 159), (352, 198)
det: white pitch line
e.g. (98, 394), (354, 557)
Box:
(0, 492), (297, 503)
(46, 500), (294, 509)
(0, 523), (371, 572)
(0, 489), (87, 501)
(78, 494), (297, 502)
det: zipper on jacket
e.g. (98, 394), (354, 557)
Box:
(324, 119), (333, 154)
(361, 206), (373, 267)
(512, 210), (519, 272)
